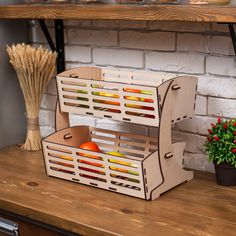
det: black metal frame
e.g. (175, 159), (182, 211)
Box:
(228, 23), (236, 56)
(39, 19), (65, 73)
(217, 22), (236, 56)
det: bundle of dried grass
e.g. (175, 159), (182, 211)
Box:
(7, 44), (57, 151)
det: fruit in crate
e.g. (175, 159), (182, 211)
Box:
(77, 89), (87, 94)
(93, 91), (119, 98)
(140, 90), (152, 95)
(107, 151), (137, 169)
(124, 95), (139, 101)
(140, 97), (154, 103)
(107, 151), (126, 157)
(124, 88), (141, 93)
(125, 103), (142, 109)
(78, 141), (101, 160)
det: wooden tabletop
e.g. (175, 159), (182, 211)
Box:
(0, 2), (236, 22)
(0, 145), (236, 236)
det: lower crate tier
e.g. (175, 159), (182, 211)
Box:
(42, 125), (165, 200)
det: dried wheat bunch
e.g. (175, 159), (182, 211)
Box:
(7, 44), (57, 151)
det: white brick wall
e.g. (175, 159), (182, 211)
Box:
(120, 31), (175, 51)
(208, 97), (236, 118)
(67, 29), (118, 46)
(209, 36), (234, 55)
(148, 21), (211, 32)
(146, 52), (205, 74)
(177, 33), (208, 53)
(29, 20), (236, 173)
(206, 56), (236, 77)
(93, 48), (144, 68)
(65, 45), (92, 63)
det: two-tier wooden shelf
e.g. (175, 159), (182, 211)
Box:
(42, 66), (198, 200)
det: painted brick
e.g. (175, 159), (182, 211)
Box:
(93, 48), (144, 68)
(92, 20), (147, 29)
(39, 110), (50, 126)
(206, 56), (236, 77)
(208, 97), (236, 118)
(172, 130), (206, 154)
(209, 36), (234, 55)
(195, 95), (207, 116)
(70, 114), (96, 127)
(120, 31), (175, 51)
(47, 79), (57, 96)
(67, 29), (118, 46)
(92, 20), (120, 29)
(40, 126), (55, 138)
(211, 23), (235, 33)
(64, 20), (91, 28)
(198, 75), (236, 99)
(65, 45), (91, 63)
(119, 21), (147, 29)
(184, 152), (214, 173)
(49, 111), (55, 128)
(41, 94), (57, 111)
(174, 116), (217, 135)
(149, 21), (211, 32)
(177, 33), (208, 53)
(146, 52), (205, 74)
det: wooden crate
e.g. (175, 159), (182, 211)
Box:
(42, 66), (198, 200)
(57, 67), (197, 127)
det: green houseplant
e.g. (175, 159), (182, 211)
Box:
(205, 117), (236, 186)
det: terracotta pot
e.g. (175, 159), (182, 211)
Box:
(214, 161), (236, 186)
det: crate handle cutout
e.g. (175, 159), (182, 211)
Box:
(70, 74), (79, 78)
(64, 133), (72, 139)
(171, 84), (181, 90)
(164, 152), (173, 159)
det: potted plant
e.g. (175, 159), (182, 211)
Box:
(205, 117), (236, 186)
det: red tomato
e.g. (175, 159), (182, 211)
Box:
(79, 141), (100, 152)
(78, 141), (100, 159)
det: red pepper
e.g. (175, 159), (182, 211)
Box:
(213, 135), (219, 141)
(223, 123), (228, 129)
(234, 140), (236, 144)
(208, 129), (213, 134)
(234, 131), (236, 136)
(231, 148), (236, 153)
(218, 117), (221, 124)
(234, 122), (236, 127)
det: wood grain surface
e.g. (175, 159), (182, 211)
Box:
(0, 146), (236, 236)
(0, 3), (236, 22)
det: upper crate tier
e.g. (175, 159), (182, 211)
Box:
(57, 67), (198, 127)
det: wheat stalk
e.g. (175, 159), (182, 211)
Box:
(7, 44), (57, 151)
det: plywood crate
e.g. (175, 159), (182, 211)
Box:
(42, 67), (198, 200)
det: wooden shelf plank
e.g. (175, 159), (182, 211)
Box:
(0, 3), (236, 22)
(0, 146), (236, 236)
